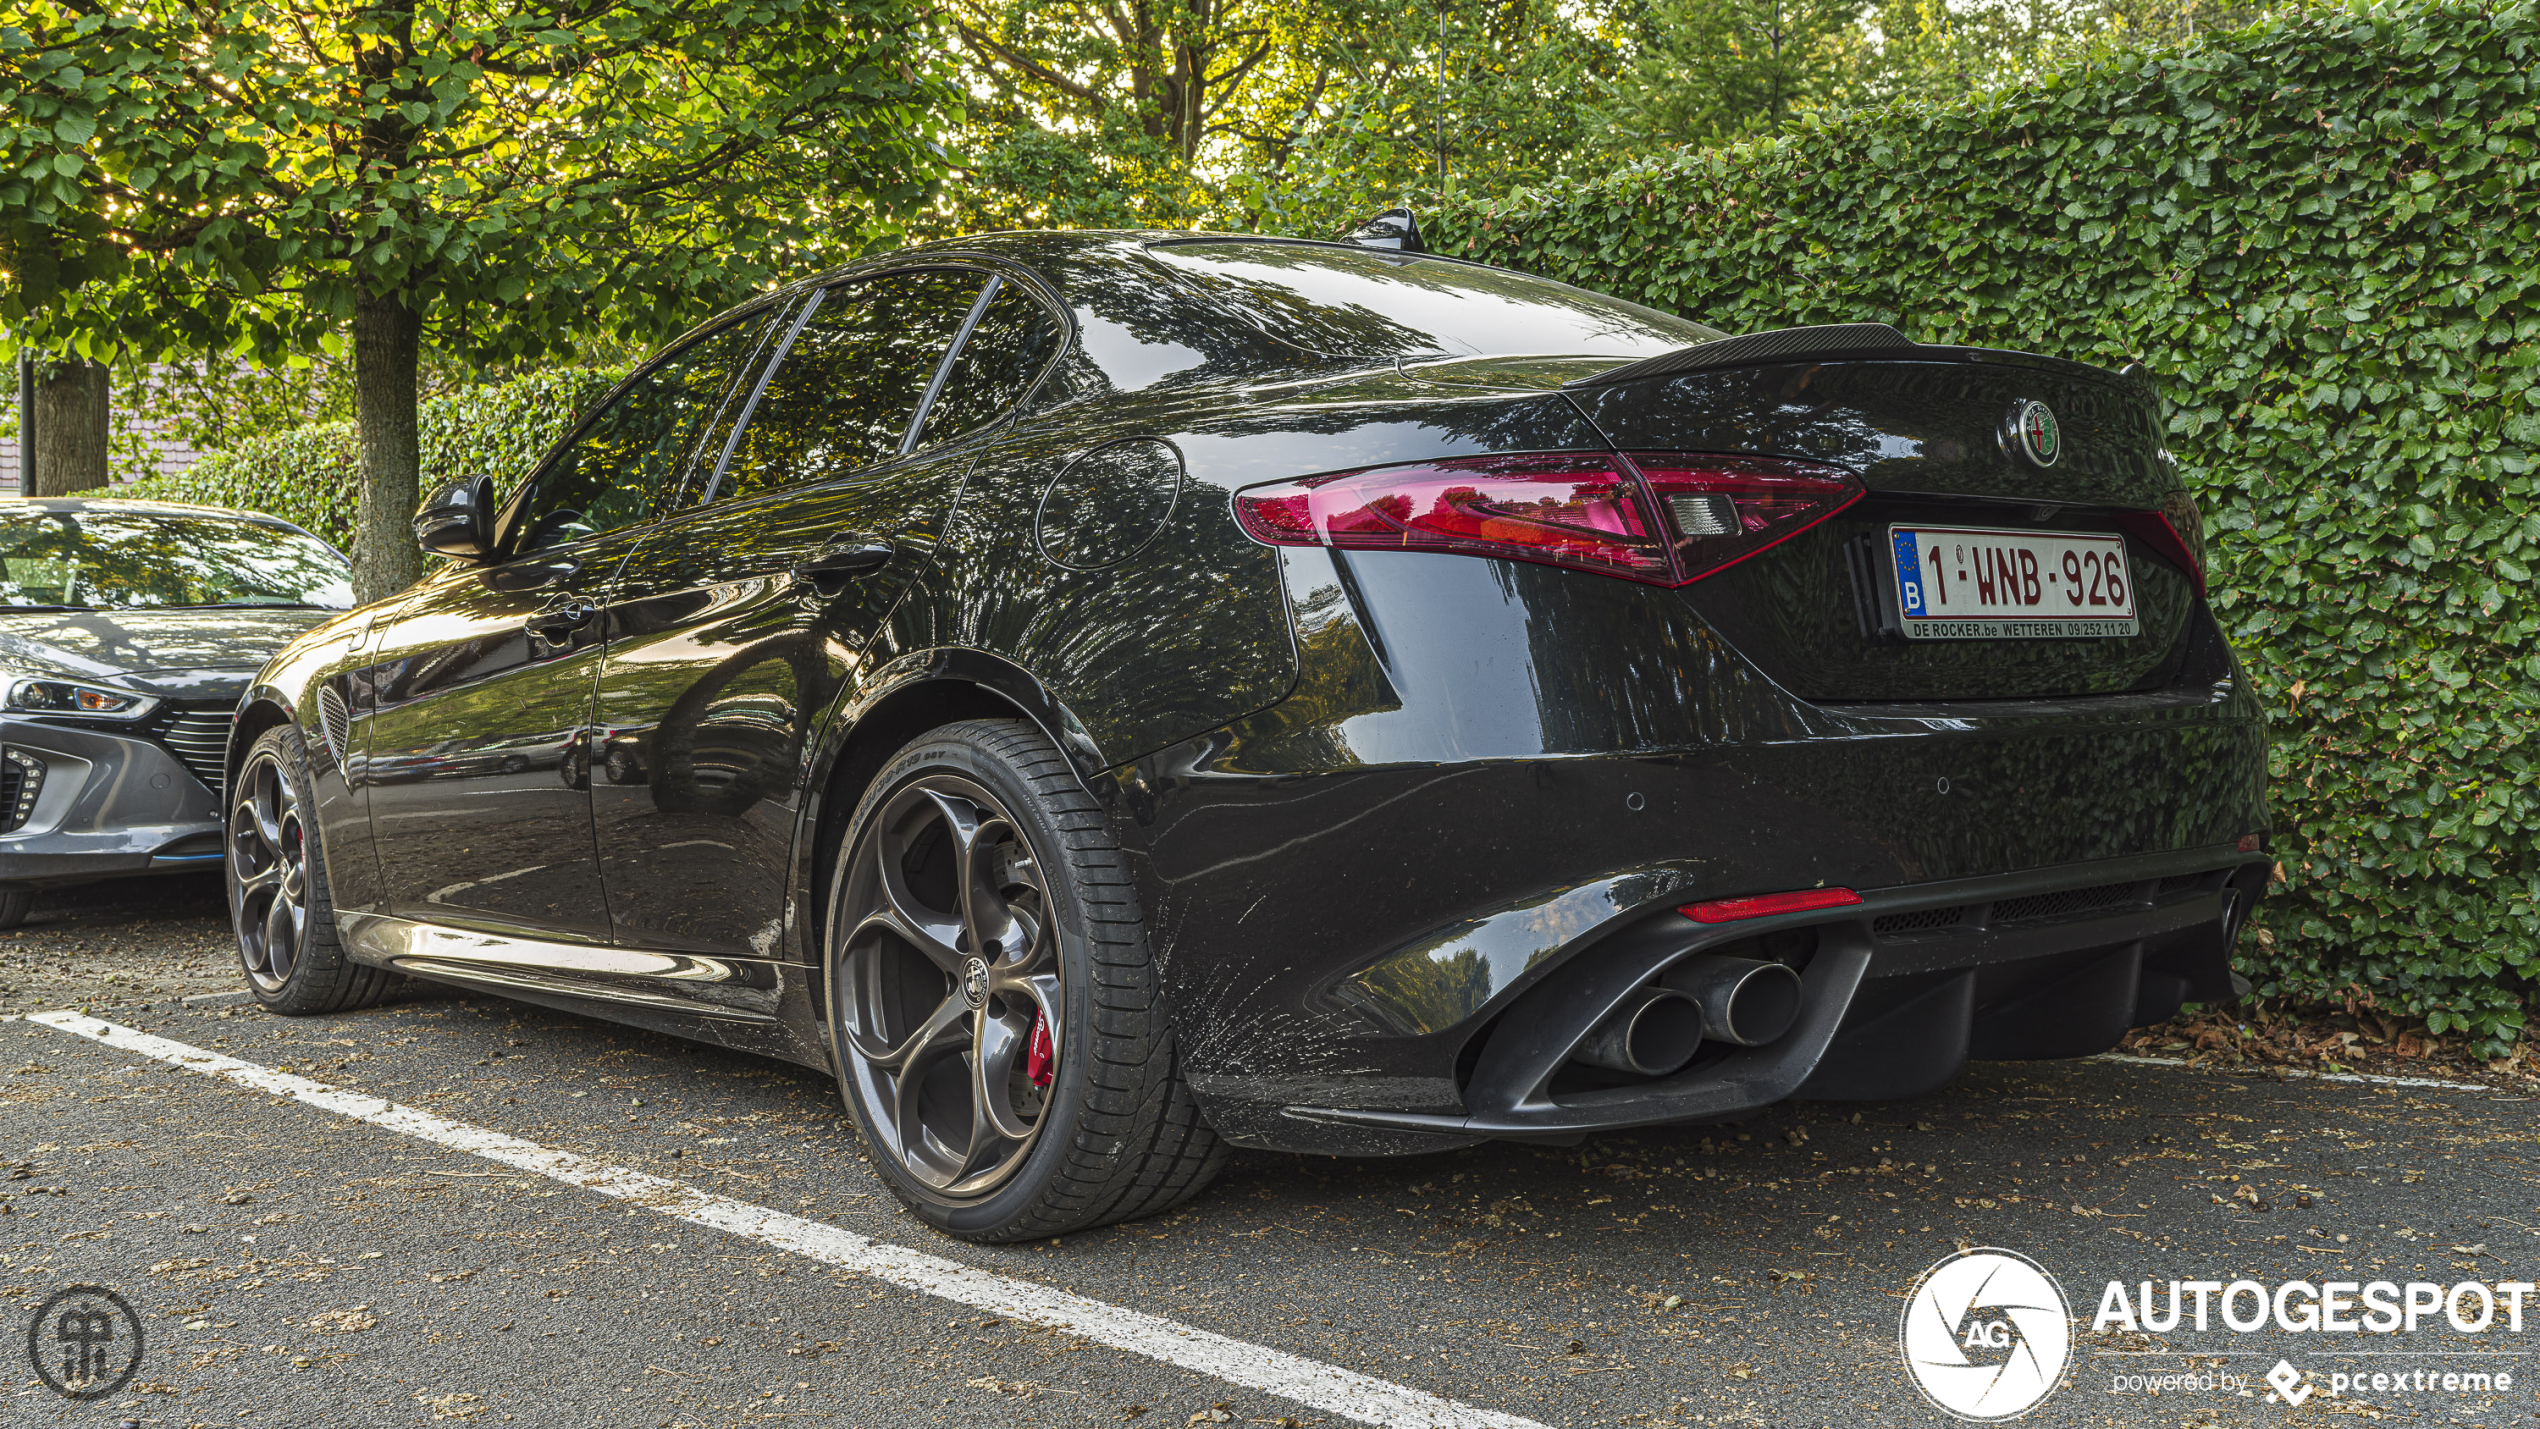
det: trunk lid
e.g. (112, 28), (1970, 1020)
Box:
(1567, 350), (2200, 702)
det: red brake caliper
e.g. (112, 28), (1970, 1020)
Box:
(1025, 1009), (1054, 1088)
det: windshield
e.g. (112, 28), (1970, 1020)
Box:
(0, 509), (353, 610)
(1145, 241), (1726, 361)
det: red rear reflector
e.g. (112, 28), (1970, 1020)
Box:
(1680, 887), (1863, 924)
(1233, 451), (1863, 587)
(2236, 834), (2262, 853)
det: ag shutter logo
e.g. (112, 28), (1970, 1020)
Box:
(1899, 1248), (2072, 1420)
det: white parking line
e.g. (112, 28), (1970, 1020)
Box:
(2093, 1051), (2494, 1093)
(28, 1010), (1546, 1429)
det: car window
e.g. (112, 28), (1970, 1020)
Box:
(1143, 240), (1724, 361)
(710, 269), (990, 503)
(912, 281), (1063, 449)
(507, 314), (771, 555)
(0, 509), (351, 609)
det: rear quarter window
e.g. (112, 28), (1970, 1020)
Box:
(1144, 241), (1724, 361)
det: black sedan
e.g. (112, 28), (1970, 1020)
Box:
(230, 224), (2268, 1242)
(0, 497), (352, 927)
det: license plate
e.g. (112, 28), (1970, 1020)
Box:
(1888, 525), (2139, 639)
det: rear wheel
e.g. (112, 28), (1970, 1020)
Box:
(825, 718), (1224, 1242)
(229, 724), (397, 1016)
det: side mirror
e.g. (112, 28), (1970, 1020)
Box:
(414, 475), (496, 561)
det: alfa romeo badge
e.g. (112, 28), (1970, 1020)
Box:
(2011, 400), (2061, 467)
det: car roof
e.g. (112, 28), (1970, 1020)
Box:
(5, 496), (339, 548)
(642, 228), (1675, 405)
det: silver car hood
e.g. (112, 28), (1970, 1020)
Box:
(0, 606), (339, 703)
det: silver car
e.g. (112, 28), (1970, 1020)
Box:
(0, 497), (352, 927)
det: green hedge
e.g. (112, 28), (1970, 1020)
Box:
(122, 366), (626, 550)
(1435, 0), (2540, 1054)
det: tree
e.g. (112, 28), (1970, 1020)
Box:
(933, 0), (1628, 240)
(942, 0), (1283, 229)
(22, 356), (108, 494)
(1215, 0), (1630, 234)
(1, 0), (949, 599)
(1606, 0), (1867, 147)
(1847, 0), (2289, 110)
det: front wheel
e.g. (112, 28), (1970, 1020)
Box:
(825, 718), (1224, 1242)
(229, 724), (397, 1015)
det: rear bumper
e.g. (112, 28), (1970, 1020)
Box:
(0, 718), (226, 889)
(1283, 844), (2265, 1147)
(1115, 545), (2268, 1155)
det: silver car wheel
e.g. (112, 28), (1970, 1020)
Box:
(835, 775), (1061, 1203)
(229, 751), (308, 992)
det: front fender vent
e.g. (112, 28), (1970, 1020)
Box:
(317, 687), (351, 766)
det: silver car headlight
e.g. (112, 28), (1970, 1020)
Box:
(1, 675), (161, 721)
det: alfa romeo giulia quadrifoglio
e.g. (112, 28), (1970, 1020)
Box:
(227, 220), (2268, 1242)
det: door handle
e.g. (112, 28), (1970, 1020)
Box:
(792, 542), (894, 596)
(525, 601), (600, 641)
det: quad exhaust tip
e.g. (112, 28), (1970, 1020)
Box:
(1574, 987), (1706, 1077)
(1664, 954), (1803, 1047)
(1571, 955), (1806, 1079)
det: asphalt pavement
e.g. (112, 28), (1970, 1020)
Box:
(3, 883), (2535, 1428)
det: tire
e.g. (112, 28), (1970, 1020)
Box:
(0, 887), (31, 930)
(824, 717), (1225, 1242)
(228, 724), (398, 1016)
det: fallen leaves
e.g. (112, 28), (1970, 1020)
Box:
(308, 1305), (377, 1333)
(968, 1376), (1048, 1398)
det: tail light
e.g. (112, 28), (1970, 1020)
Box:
(2115, 493), (2206, 596)
(1232, 450), (1861, 587)
(1627, 453), (1864, 583)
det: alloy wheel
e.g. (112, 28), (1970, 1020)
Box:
(836, 776), (1062, 1201)
(230, 752), (308, 992)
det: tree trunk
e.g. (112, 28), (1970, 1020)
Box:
(351, 291), (423, 603)
(25, 359), (110, 496)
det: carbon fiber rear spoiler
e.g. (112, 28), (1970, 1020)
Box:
(1562, 322), (1928, 389)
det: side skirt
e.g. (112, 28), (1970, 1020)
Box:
(337, 911), (831, 1070)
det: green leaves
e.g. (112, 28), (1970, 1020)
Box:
(0, 0), (956, 367)
(121, 367), (627, 549)
(1438, 0), (2540, 1056)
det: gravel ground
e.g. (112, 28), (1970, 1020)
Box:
(4, 887), (2535, 1428)
(0, 875), (239, 1015)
